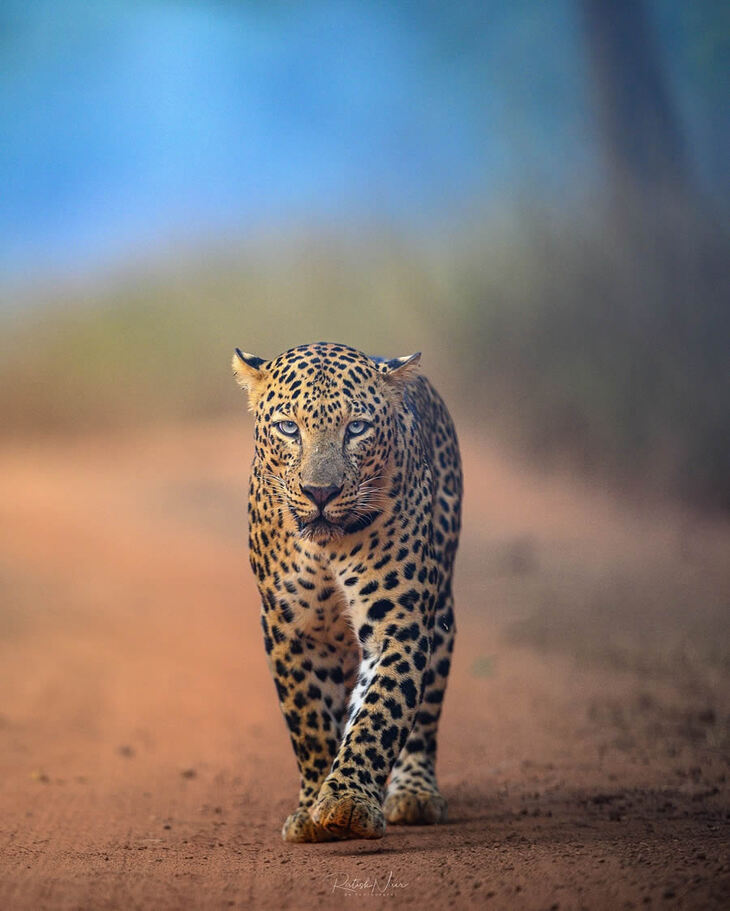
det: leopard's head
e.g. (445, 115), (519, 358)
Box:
(233, 342), (420, 544)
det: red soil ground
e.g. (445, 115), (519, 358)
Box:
(0, 418), (728, 910)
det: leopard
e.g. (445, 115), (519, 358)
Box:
(232, 342), (461, 842)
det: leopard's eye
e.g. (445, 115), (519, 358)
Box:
(274, 420), (299, 437)
(347, 420), (371, 437)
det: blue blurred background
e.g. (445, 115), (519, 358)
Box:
(2, 0), (725, 283)
(0, 0), (728, 506)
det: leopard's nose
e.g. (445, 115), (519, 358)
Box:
(301, 483), (343, 509)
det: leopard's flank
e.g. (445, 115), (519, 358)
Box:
(232, 342), (462, 841)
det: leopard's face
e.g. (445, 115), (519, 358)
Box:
(256, 374), (396, 544)
(233, 343), (420, 544)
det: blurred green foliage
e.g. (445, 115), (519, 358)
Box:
(1, 203), (728, 508)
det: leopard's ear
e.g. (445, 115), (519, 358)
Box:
(232, 349), (268, 411)
(381, 352), (421, 391)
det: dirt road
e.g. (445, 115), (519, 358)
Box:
(0, 418), (728, 910)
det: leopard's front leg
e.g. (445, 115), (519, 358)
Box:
(262, 611), (358, 843)
(310, 599), (432, 840)
(384, 586), (454, 825)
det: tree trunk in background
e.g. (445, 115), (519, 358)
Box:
(580, 0), (691, 200)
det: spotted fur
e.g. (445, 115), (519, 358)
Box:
(232, 342), (461, 841)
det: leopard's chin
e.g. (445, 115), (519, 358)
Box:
(295, 509), (381, 542)
(298, 517), (344, 544)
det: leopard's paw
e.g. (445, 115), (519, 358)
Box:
(383, 789), (447, 825)
(281, 806), (337, 843)
(310, 792), (385, 840)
